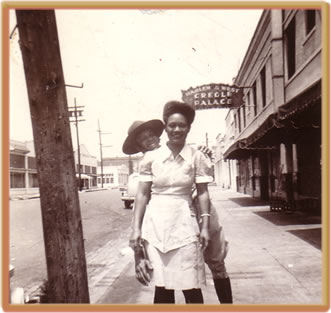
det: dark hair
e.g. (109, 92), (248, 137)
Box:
(163, 101), (195, 125)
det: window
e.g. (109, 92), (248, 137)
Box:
(10, 172), (25, 188)
(28, 157), (36, 169)
(85, 165), (91, 174)
(92, 167), (96, 174)
(243, 104), (246, 128)
(10, 154), (25, 169)
(261, 66), (266, 107)
(246, 93), (251, 114)
(252, 82), (257, 116)
(285, 17), (296, 79)
(238, 108), (242, 133)
(28, 173), (39, 188)
(305, 10), (316, 35)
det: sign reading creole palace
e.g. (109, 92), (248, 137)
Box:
(181, 83), (244, 109)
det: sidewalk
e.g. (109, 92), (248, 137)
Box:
(96, 187), (323, 305)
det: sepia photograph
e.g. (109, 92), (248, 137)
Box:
(3, 1), (329, 311)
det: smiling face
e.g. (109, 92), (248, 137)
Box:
(135, 129), (160, 152)
(165, 113), (190, 147)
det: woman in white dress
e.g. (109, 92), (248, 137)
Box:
(129, 101), (212, 304)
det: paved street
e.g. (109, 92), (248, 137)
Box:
(9, 186), (323, 305)
(9, 188), (134, 298)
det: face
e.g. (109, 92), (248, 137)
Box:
(165, 113), (190, 146)
(136, 129), (160, 152)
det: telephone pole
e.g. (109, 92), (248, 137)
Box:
(97, 120), (111, 188)
(69, 98), (85, 191)
(206, 132), (209, 147)
(15, 10), (89, 303)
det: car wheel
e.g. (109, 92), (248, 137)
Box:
(124, 200), (133, 209)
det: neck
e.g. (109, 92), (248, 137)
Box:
(167, 142), (185, 157)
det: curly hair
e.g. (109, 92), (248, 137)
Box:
(163, 101), (195, 125)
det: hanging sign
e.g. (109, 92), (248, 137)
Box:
(181, 83), (244, 109)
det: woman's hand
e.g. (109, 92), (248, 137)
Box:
(199, 227), (209, 251)
(135, 258), (153, 286)
(197, 145), (213, 159)
(129, 228), (142, 250)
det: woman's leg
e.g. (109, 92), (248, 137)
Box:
(182, 288), (204, 303)
(154, 286), (175, 303)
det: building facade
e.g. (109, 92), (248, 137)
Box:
(10, 140), (39, 197)
(97, 155), (142, 188)
(74, 145), (98, 189)
(10, 141), (99, 196)
(222, 9), (322, 214)
(214, 133), (237, 190)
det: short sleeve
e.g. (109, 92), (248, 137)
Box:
(138, 151), (153, 182)
(194, 150), (214, 184)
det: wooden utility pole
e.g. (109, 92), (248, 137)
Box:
(69, 98), (85, 191)
(97, 120), (111, 188)
(16, 10), (90, 303)
(97, 120), (104, 188)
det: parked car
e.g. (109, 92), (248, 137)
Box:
(120, 172), (140, 209)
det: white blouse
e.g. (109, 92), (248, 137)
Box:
(139, 144), (213, 253)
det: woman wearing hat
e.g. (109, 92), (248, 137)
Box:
(130, 101), (212, 304)
(122, 119), (164, 155)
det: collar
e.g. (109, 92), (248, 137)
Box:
(158, 143), (193, 162)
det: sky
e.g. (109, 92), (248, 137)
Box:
(9, 8), (262, 159)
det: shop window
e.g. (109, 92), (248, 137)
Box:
(305, 10), (316, 35)
(285, 17), (296, 79)
(10, 154), (25, 169)
(10, 172), (25, 188)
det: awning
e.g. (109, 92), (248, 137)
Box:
(76, 173), (91, 179)
(278, 80), (321, 121)
(223, 139), (276, 160)
(223, 80), (321, 160)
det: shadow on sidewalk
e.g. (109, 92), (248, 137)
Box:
(254, 211), (321, 226)
(254, 211), (322, 250)
(228, 197), (270, 207)
(287, 228), (321, 250)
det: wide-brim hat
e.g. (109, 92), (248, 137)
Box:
(163, 101), (195, 125)
(122, 119), (164, 155)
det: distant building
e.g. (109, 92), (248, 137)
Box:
(214, 134), (236, 190)
(74, 145), (98, 189)
(98, 155), (142, 188)
(9, 140), (98, 197)
(222, 9), (322, 214)
(10, 140), (38, 197)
